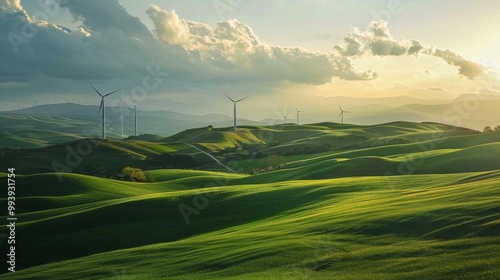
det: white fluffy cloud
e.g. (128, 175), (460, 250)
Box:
(0, 0), (21, 11)
(0, 0), (485, 91)
(334, 21), (483, 79)
(431, 49), (483, 80)
(0, 0), (374, 86)
(146, 5), (190, 46)
(146, 5), (375, 82)
(0, 0), (187, 83)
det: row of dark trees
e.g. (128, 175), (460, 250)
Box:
(483, 125), (500, 132)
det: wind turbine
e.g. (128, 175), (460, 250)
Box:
(119, 105), (124, 138)
(338, 104), (351, 124)
(129, 100), (138, 136)
(281, 112), (289, 124)
(296, 107), (305, 125)
(225, 94), (247, 131)
(91, 84), (120, 140)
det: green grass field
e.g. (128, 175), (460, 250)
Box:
(1, 171), (499, 279)
(0, 121), (499, 279)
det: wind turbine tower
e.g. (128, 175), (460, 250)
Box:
(296, 107), (305, 125)
(225, 94), (248, 131)
(119, 106), (124, 138)
(129, 100), (138, 136)
(338, 104), (351, 124)
(90, 84), (120, 140)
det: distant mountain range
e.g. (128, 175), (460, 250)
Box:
(0, 103), (266, 137)
(1, 94), (499, 137)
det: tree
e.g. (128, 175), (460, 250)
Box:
(494, 125), (500, 131)
(121, 167), (147, 182)
(266, 154), (285, 170)
(484, 126), (492, 132)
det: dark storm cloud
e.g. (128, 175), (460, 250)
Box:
(57, 0), (153, 41)
(0, 1), (484, 89)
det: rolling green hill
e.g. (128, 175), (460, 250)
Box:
(0, 115), (112, 148)
(0, 139), (226, 177)
(1, 170), (499, 279)
(1, 121), (499, 279)
(0, 129), (83, 149)
(3, 121), (499, 180)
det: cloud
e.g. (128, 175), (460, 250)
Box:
(57, 0), (153, 41)
(146, 6), (376, 83)
(0, 1), (195, 83)
(145, 5), (189, 46)
(428, 86), (443, 91)
(334, 21), (417, 57)
(334, 21), (483, 79)
(0, 0), (376, 87)
(0, 1), (485, 92)
(431, 49), (484, 80)
(0, 0), (22, 11)
(407, 40), (424, 55)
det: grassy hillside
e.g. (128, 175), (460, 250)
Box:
(229, 126), (499, 179)
(3, 121), (499, 180)
(164, 122), (476, 153)
(1, 170), (499, 279)
(1, 121), (499, 279)
(0, 129), (83, 149)
(0, 115), (115, 148)
(0, 139), (226, 177)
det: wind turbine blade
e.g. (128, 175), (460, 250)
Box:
(235, 96), (248, 103)
(338, 112), (343, 119)
(338, 104), (343, 112)
(97, 99), (103, 119)
(127, 107), (135, 118)
(225, 94), (235, 103)
(126, 100), (136, 118)
(104, 88), (121, 97)
(90, 84), (103, 97)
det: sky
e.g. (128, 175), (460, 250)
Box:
(1, 0), (499, 119)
